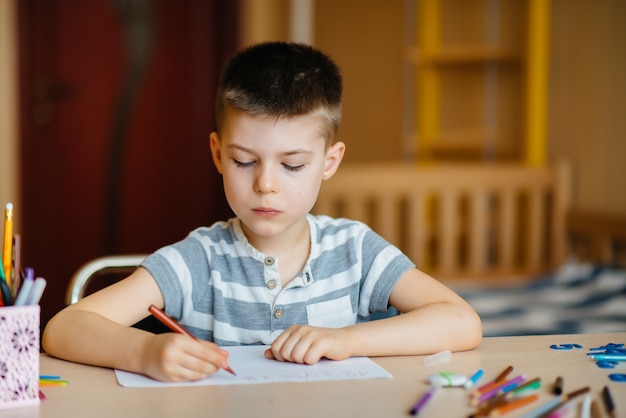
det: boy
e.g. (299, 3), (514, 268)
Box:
(42, 42), (481, 382)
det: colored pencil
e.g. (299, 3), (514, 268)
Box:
(520, 386), (590, 418)
(493, 366), (513, 383)
(39, 379), (69, 387)
(40, 375), (62, 380)
(473, 366), (513, 396)
(469, 379), (541, 418)
(27, 277), (47, 305)
(580, 395), (591, 418)
(409, 385), (438, 415)
(148, 304), (236, 376)
(509, 378), (541, 396)
(602, 386), (616, 418)
(474, 375), (526, 405)
(552, 376), (563, 395)
(2, 203), (13, 289)
(489, 394), (539, 417)
(546, 399), (574, 418)
(588, 354), (626, 361)
(590, 399), (602, 418)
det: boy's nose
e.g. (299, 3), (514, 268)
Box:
(254, 167), (278, 194)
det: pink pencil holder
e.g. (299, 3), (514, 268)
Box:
(0, 305), (40, 409)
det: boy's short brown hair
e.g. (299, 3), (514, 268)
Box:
(215, 42), (342, 145)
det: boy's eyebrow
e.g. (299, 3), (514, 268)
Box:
(227, 143), (314, 156)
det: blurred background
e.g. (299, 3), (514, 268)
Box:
(0, 0), (624, 329)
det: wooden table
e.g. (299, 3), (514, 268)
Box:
(5, 333), (625, 417)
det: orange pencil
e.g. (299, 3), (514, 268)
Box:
(148, 304), (236, 376)
(489, 394), (539, 417)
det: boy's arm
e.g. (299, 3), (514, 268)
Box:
(42, 267), (231, 382)
(265, 268), (482, 364)
(355, 267), (482, 355)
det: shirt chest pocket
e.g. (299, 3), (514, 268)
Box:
(306, 295), (355, 328)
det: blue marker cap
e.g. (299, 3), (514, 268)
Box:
(464, 369), (484, 389)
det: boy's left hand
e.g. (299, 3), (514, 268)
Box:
(264, 325), (352, 364)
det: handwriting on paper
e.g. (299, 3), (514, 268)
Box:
(115, 345), (392, 388)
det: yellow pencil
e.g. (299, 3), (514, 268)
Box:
(2, 203), (13, 288)
(39, 379), (69, 387)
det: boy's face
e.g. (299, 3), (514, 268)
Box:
(210, 108), (345, 247)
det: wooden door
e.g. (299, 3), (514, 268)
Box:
(18, 0), (237, 329)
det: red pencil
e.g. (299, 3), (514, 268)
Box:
(148, 304), (236, 376)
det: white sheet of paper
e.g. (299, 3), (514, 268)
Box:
(114, 345), (392, 387)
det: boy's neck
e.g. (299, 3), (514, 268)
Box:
(242, 217), (310, 256)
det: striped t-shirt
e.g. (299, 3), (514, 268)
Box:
(141, 214), (415, 345)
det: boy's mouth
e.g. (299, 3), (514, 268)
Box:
(252, 207), (281, 217)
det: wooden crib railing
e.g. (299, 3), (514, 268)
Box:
(313, 161), (572, 282)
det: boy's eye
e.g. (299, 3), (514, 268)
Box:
(232, 159), (304, 172)
(283, 164), (305, 172)
(233, 159), (254, 168)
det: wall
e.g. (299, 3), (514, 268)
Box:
(3, 0), (625, 239)
(16, 0), (238, 328)
(548, 0), (626, 216)
(315, 0), (625, 216)
(0, 0), (20, 229)
(239, 0), (290, 45)
(239, 0), (406, 163)
(315, 0), (406, 163)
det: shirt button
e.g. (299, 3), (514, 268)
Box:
(264, 256), (275, 266)
(267, 280), (277, 290)
(274, 309), (284, 319)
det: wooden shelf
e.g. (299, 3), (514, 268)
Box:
(410, 0), (549, 164)
(415, 128), (518, 160)
(434, 127), (498, 147)
(407, 45), (520, 66)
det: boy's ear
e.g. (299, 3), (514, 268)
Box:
(322, 141), (346, 180)
(209, 132), (224, 174)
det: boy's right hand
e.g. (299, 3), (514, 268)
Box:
(141, 333), (231, 382)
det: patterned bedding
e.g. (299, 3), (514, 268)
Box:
(456, 261), (626, 337)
